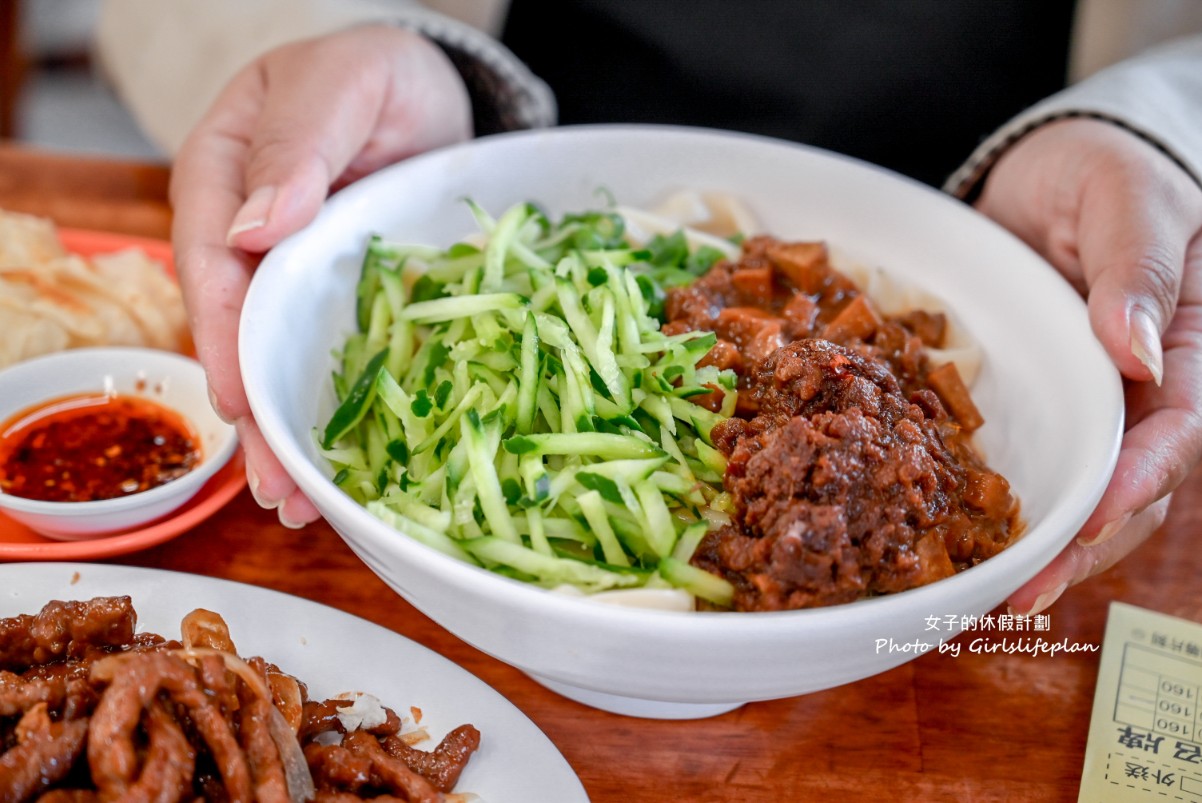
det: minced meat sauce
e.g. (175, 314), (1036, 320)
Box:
(664, 236), (1021, 611)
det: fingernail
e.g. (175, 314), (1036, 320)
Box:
(278, 508), (306, 530)
(1130, 308), (1164, 386)
(1078, 511), (1132, 546)
(246, 465), (280, 511)
(226, 185), (276, 245)
(1013, 582), (1068, 617)
(207, 384), (233, 424)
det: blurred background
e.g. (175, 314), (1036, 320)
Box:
(0, 0), (503, 162)
(2, 0), (168, 160)
(5, 0), (1202, 166)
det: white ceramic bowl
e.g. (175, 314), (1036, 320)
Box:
(241, 125), (1124, 718)
(0, 347), (238, 539)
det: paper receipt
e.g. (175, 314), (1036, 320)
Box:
(1079, 602), (1202, 802)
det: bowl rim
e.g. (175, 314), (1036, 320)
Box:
(242, 123), (1126, 628)
(0, 345), (239, 516)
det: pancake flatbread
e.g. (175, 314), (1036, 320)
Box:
(0, 210), (188, 368)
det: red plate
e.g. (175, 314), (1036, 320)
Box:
(0, 228), (247, 560)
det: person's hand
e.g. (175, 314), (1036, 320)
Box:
(973, 117), (1202, 613)
(170, 25), (471, 526)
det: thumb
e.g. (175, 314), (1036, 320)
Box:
(975, 119), (1202, 384)
(223, 157), (342, 254)
(223, 36), (396, 254)
(1076, 175), (1193, 385)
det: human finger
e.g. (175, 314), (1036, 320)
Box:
(1007, 496), (1170, 616)
(236, 417), (322, 527)
(226, 26), (470, 254)
(1082, 235), (1202, 538)
(974, 119), (1202, 382)
(1073, 161), (1201, 384)
(170, 69), (267, 422)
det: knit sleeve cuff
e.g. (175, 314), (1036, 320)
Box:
(944, 36), (1202, 201)
(393, 11), (556, 135)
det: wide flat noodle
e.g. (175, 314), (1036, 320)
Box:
(839, 259), (983, 385)
(0, 209), (188, 369)
(642, 189), (761, 240)
(617, 190), (748, 259)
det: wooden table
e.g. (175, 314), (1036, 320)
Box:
(3, 143), (1201, 802)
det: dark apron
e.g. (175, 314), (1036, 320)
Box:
(502, 0), (1076, 186)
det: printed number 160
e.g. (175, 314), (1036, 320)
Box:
(1160, 680), (1197, 699)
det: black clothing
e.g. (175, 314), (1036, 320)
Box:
(502, 0), (1076, 186)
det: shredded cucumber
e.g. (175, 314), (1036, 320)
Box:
(321, 200), (736, 604)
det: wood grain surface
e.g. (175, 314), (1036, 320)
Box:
(3, 143), (1199, 802)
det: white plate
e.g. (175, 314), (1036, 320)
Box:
(0, 562), (587, 802)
